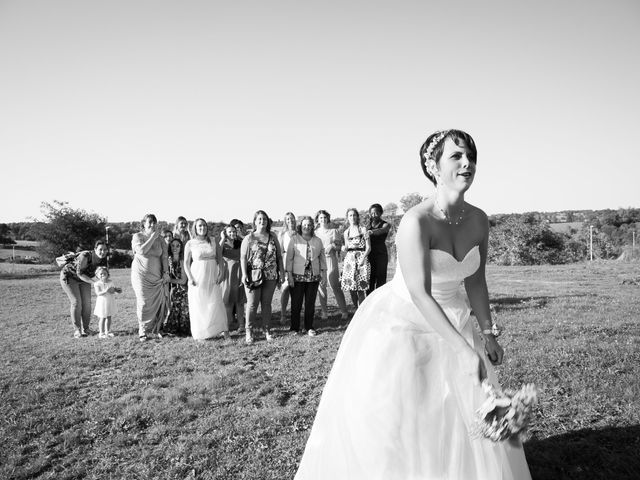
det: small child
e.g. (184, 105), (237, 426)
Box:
(93, 267), (121, 338)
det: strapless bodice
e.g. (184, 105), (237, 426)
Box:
(392, 246), (480, 306)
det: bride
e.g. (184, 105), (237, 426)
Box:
(295, 130), (532, 480)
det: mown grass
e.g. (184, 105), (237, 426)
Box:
(1, 261), (639, 479)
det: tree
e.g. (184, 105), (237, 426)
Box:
(0, 223), (15, 244)
(32, 201), (107, 261)
(383, 202), (399, 217)
(399, 193), (424, 213)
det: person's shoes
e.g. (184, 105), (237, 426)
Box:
(222, 331), (231, 341)
(73, 331), (82, 339)
(265, 330), (274, 342)
(307, 329), (317, 337)
(245, 330), (254, 345)
(139, 335), (148, 342)
(156, 333), (163, 340)
(106, 332), (115, 338)
(84, 328), (96, 336)
(80, 331), (88, 337)
(99, 333), (107, 339)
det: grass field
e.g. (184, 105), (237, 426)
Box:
(1, 261), (639, 479)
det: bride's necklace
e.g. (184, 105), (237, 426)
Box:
(434, 196), (464, 225)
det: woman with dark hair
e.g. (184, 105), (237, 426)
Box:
(296, 130), (531, 479)
(184, 218), (228, 340)
(366, 203), (391, 294)
(340, 208), (371, 309)
(278, 212), (297, 323)
(163, 237), (190, 336)
(220, 224), (246, 333)
(240, 210), (284, 344)
(131, 214), (170, 341)
(60, 240), (109, 338)
(315, 210), (349, 320)
(285, 216), (326, 336)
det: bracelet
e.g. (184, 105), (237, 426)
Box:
(482, 323), (503, 337)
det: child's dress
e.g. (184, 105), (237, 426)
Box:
(94, 280), (117, 317)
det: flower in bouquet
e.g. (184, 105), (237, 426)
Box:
(472, 381), (538, 443)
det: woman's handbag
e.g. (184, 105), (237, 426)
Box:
(245, 268), (264, 290)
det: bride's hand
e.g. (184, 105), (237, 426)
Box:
(484, 335), (504, 366)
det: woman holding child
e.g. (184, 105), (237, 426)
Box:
(60, 240), (109, 338)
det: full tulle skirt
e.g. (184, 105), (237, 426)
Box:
(295, 281), (532, 480)
(187, 259), (228, 340)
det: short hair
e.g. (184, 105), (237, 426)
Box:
(369, 204), (383, 215)
(162, 229), (173, 236)
(229, 219), (244, 229)
(315, 209), (331, 223)
(141, 213), (158, 228)
(94, 240), (107, 249)
(253, 210), (272, 233)
(419, 130), (477, 185)
(345, 208), (360, 226)
(296, 216), (315, 236)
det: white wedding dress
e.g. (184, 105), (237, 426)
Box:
(186, 239), (228, 340)
(295, 246), (532, 480)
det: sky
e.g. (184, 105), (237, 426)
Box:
(1, 0), (639, 225)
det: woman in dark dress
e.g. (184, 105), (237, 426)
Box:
(366, 203), (391, 294)
(163, 237), (190, 335)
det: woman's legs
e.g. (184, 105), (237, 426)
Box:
(303, 281), (320, 331)
(60, 277), (91, 336)
(349, 290), (359, 309)
(290, 281), (305, 331)
(280, 284), (291, 322)
(259, 280), (278, 334)
(327, 263), (348, 315)
(244, 286), (259, 342)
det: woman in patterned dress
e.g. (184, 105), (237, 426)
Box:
(340, 208), (371, 309)
(163, 237), (190, 336)
(340, 208), (371, 308)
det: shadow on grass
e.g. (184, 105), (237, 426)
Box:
(526, 425), (640, 480)
(490, 294), (589, 312)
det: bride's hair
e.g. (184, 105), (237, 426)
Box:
(419, 130), (477, 185)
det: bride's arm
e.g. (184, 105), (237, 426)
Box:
(396, 210), (485, 381)
(464, 211), (504, 365)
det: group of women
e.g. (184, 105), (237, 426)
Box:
(61, 206), (392, 343)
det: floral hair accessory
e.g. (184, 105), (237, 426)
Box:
(472, 381), (538, 444)
(423, 130), (450, 176)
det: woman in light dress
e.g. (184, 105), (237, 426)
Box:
(278, 212), (298, 323)
(183, 218), (229, 340)
(295, 130), (532, 480)
(315, 210), (349, 320)
(131, 214), (170, 341)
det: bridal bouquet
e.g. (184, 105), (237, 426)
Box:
(472, 381), (538, 443)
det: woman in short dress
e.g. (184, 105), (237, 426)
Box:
(340, 208), (371, 309)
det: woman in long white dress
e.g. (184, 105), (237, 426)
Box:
(183, 218), (229, 340)
(295, 130), (532, 480)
